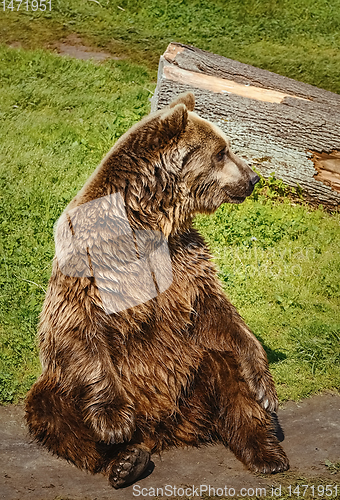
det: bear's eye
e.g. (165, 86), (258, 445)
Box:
(216, 148), (226, 162)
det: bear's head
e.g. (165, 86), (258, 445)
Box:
(75, 92), (259, 236)
(164, 92), (259, 213)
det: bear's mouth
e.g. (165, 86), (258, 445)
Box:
(228, 194), (247, 204)
(227, 183), (256, 204)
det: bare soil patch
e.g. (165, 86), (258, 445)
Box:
(51, 34), (126, 62)
(7, 34), (128, 63)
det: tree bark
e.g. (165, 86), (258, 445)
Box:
(151, 43), (340, 207)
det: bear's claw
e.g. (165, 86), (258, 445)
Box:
(108, 446), (151, 489)
(250, 452), (290, 474)
(251, 376), (278, 414)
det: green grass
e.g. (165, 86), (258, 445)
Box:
(1, 0), (340, 93)
(0, 45), (339, 404)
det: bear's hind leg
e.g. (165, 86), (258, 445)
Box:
(25, 376), (151, 487)
(221, 393), (289, 473)
(25, 376), (108, 473)
(204, 351), (289, 474)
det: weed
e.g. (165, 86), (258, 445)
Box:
(324, 459), (340, 474)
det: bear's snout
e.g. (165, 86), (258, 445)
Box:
(250, 172), (260, 186)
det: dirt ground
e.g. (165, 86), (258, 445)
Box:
(1, 393), (339, 500)
(51, 34), (125, 62)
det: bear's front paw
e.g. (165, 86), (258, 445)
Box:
(108, 445), (151, 489)
(87, 405), (136, 444)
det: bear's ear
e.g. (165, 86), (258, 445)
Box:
(169, 92), (195, 112)
(156, 103), (188, 146)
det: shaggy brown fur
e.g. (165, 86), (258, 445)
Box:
(25, 92), (289, 488)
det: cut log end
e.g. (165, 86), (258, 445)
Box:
(164, 43), (185, 62)
(311, 151), (340, 193)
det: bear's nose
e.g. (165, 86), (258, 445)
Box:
(250, 172), (260, 186)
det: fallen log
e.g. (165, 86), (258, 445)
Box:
(151, 43), (340, 207)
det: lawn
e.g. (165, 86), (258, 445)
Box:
(0, 0), (339, 404)
(1, 0), (340, 93)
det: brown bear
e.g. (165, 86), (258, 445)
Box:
(25, 92), (289, 489)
